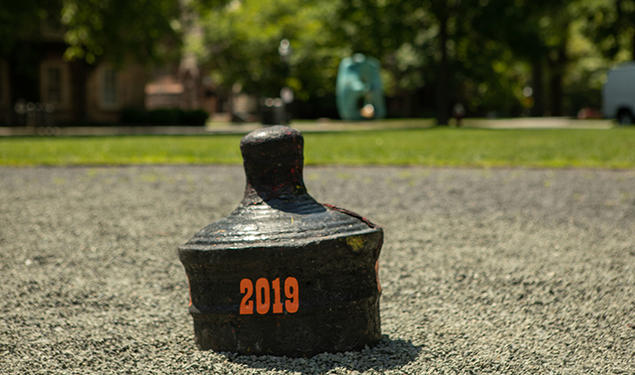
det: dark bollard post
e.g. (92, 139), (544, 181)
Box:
(178, 125), (383, 357)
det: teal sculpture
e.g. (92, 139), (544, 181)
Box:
(336, 54), (386, 121)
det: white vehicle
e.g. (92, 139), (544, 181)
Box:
(603, 62), (635, 124)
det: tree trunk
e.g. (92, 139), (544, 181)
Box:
(436, 11), (449, 126)
(530, 58), (544, 116)
(548, 42), (567, 117)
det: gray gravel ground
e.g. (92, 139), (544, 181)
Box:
(1, 165), (633, 374)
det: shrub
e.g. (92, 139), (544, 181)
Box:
(120, 108), (209, 126)
(181, 109), (209, 125)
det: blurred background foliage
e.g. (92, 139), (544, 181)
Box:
(1, 0), (634, 122)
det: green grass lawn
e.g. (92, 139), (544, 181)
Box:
(1, 127), (634, 168)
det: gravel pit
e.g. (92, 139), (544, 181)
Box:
(0, 165), (633, 374)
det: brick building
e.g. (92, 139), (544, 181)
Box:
(0, 29), (147, 126)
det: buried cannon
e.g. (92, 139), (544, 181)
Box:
(178, 125), (383, 357)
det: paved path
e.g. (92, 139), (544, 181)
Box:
(0, 166), (633, 374)
(0, 117), (615, 136)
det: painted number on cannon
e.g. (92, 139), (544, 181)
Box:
(239, 277), (299, 315)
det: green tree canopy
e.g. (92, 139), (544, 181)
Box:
(582, 0), (635, 61)
(0, 0), (183, 65)
(195, 0), (344, 102)
(61, 0), (183, 64)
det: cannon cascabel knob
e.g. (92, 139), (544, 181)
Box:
(240, 125), (306, 203)
(178, 125), (383, 357)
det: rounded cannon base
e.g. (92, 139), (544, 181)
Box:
(190, 297), (380, 357)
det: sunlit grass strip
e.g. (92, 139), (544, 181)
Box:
(0, 128), (633, 168)
(0, 135), (243, 166)
(304, 128), (635, 168)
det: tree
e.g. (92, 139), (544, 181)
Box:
(192, 0), (619, 120)
(331, 0), (531, 121)
(423, 0), (469, 125)
(330, 0), (426, 117)
(583, 0), (635, 61)
(1, 0), (183, 65)
(0, 0), (62, 56)
(196, 0), (345, 114)
(61, 0), (183, 65)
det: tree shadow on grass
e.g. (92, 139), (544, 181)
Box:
(221, 335), (421, 375)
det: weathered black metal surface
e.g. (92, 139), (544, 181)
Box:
(178, 125), (383, 357)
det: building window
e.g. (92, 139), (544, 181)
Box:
(40, 61), (69, 108)
(46, 67), (62, 104)
(101, 67), (117, 107)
